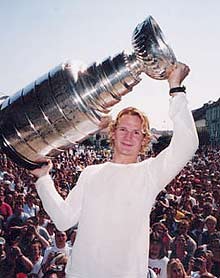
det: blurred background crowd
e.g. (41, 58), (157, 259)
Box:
(0, 143), (220, 278)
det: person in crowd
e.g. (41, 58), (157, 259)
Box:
(0, 187), (13, 221)
(4, 192), (14, 211)
(27, 216), (51, 242)
(151, 222), (172, 252)
(45, 221), (56, 246)
(23, 193), (40, 218)
(213, 204), (220, 231)
(187, 248), (216, 278)
(37, 209), (50, 228)
(212, 189), (220, 210)
(160, 205), (180, 237)
(189, 216), (205, 245)
(177, 184), (197, 213)
(170, 234), (192, 270)
(201, 216), (218, 245)
(0, 243), (33, 278)
(27, 239), (44, 277)
(172, 220), (197, 256)
(17, 219), (50, 256)
(41, 230), (71, 275)
(150, 200), (168, 224)
(201, 203), (214, 219)
(66, 228), (77, 247)
(31, 62), (198, 278)
(207, 234), (220, 277)
(148, 232), (169, 278)
(6, 201), (29, 231)
(167, 258), (189, 278)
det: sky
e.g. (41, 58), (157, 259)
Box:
(0, 0), (220, 130)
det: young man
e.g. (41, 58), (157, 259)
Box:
(31, 62), (199, 278)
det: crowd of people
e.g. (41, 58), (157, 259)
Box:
(0, 143), (220, 278)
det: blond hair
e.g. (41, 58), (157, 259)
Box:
(108, 107), (151, 153)
(167, 259), (188, 278)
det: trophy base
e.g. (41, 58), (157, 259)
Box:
(0, 135), (47, 170)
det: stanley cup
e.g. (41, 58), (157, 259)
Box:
(0, 16), (176, 169)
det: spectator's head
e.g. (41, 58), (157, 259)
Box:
(4, 193), (13, 206)
(29, 239), (42, 259)
(167, 258), (187, 278)
(192, 205), (202, 215)
(37, 210), (48, 225)
(191, 216), (204, 231)
(182, 184), (192, 196)
(14, 201), (24, 215)
(194, 183), (203, 195)
(204, 180), (212, 191)
(151, 222), (168, 237)
(17, 193), (25, 203)
(205, 215), (217, 233)
(177, 220), (189, 235)
(172, 235), (187, 253)
(15, 181), (24, 193)
(25, 193), (35, 206)
(54, 230), (67, 248)
(46, 222), (55, 236)
(149, 232), (167, 259)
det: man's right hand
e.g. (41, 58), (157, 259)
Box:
(30, 159), (53, 178)
(168, 62), (190, 88)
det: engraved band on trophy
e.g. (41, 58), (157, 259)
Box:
(0, 15), (176, 169)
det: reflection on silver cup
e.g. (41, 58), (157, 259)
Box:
(0, 16), (176, 169)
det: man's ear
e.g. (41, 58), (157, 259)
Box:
(141, 137), (147, 146)
(111, 131), (116, 141)
(143, 134), (151, 145)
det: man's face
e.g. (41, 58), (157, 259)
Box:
(178, 223), (188, 235)
(55, 231), (67, 247)
(112, 114), (145, 162)
(31, 243), (41, 256)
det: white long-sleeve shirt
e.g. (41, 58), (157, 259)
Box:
(36, 93), (199, 278)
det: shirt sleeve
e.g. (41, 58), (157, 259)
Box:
(36, 168), (88, 231)
(148, 93), (199, 195)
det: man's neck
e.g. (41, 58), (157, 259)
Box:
(33, 254), (41, 262)
(112, 154), (138, 164)
(56, 243), (66, 249)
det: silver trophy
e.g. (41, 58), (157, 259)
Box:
(0, 16), (176, 169)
